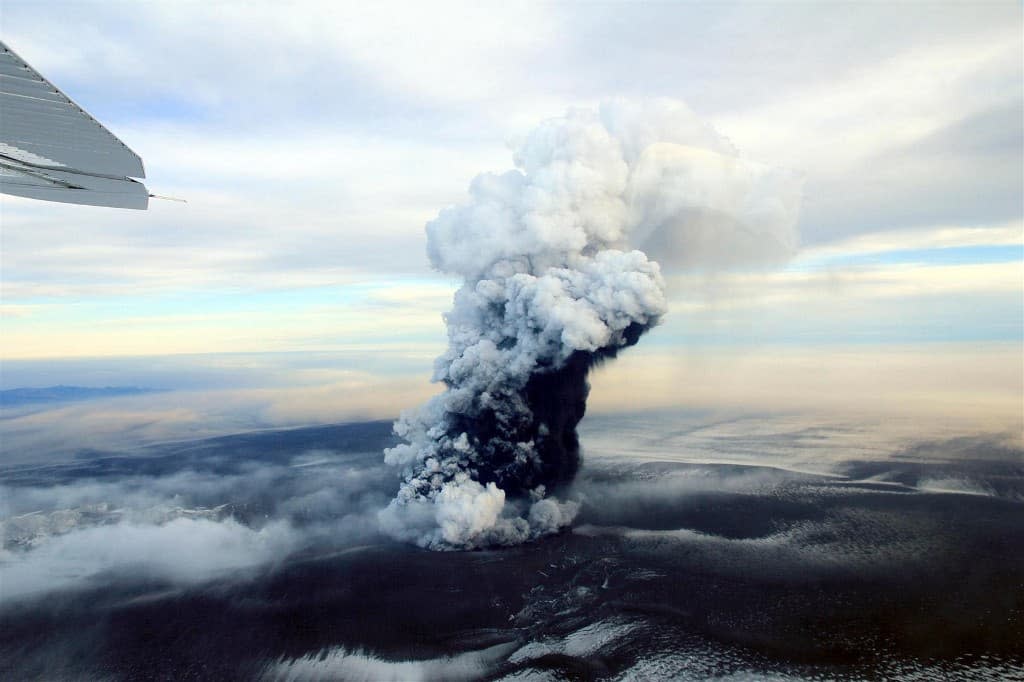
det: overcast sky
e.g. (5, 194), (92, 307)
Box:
(1, 1), (1021, 431)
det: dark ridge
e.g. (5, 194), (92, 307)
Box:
(0, 385), (165, 407)
(0, 420), (398, 485)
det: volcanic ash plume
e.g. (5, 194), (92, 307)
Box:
(380, 99), (801, 550)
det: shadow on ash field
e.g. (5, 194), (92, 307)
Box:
(1, 418), (1022, 680)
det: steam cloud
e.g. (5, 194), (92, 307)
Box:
(380, 99), (801, 549)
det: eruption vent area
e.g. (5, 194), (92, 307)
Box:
(382, 252), (665, 549)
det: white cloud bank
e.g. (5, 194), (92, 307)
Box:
(0, 517), (297, 604)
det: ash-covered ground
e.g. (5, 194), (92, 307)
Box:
(1, 411), (1021, 681)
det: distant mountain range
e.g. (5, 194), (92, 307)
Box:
(0, 386), (164, 407)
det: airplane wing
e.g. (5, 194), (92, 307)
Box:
(0, 40), (148, 209)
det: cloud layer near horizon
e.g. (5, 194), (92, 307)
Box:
(2, 342), (1019, 468)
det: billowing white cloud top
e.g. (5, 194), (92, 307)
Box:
(427, 98), (802, 276)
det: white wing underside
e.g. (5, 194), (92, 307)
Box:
(0, 41), (148, 209)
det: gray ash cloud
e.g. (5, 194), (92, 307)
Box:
(379, 99), (801, 549)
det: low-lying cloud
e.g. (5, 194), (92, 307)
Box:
(1, 518), (298, 603)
